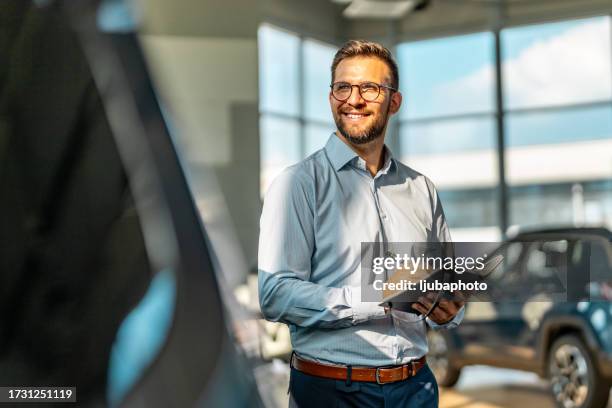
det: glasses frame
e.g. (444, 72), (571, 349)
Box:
(330, 81), (398, 102)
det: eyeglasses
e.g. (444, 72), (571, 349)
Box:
(330, 81), (397, 102)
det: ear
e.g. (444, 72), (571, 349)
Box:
(389, 91), (402, 115)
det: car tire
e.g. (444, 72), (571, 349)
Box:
(426, 329), (461, 387)
(548, 334), (610, 408)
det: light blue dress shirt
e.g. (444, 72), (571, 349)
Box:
(258, 133), (464, 367)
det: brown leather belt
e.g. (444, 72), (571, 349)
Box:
(291, 353), (427, 384)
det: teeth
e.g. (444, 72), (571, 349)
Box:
(346, 113), (365, 119)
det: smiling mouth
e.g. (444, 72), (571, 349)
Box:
(342, 112), (371, 120)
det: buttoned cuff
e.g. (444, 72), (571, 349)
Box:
(349, 286), (386, 325)
(426, 305), (465, 330)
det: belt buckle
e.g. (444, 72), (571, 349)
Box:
(375, 367), (384, 384)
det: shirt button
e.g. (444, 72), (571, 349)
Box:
(381, 214), (387, 220)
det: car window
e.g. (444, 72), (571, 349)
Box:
(523, 239), (568, 296)
(571, 239), (612, 283)
(590, 241), (612, 281)
(487, 241), (524, 284)
(526, 240), (567, 277)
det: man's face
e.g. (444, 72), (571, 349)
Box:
(329, 56), (402, 145)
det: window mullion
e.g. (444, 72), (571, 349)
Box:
(298, 36), (306, 159)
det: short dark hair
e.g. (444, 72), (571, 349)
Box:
(331, 40), (399, 89)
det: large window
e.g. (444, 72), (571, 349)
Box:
(397, 32), (499, 240)
(502, 17), (611, 110)
(397, 16), (612, 239)
(502, 16), (612, 229)
(258, 25), (336, 194)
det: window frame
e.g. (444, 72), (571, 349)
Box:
(258, 23), (338, 165)
(395, 14), (612, 235)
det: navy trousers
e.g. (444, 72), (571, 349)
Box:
(288, 364), (439, 408)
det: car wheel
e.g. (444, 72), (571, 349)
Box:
(426, 330), (461, 387)
(548, 334), (610, 408)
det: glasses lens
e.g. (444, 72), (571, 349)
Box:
(360, 82), (380, 101)
(332, 82), (352, 100)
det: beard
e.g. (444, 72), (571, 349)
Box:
(334, 104), (390, 145)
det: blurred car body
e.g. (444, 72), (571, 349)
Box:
(0, 1), (264, 406)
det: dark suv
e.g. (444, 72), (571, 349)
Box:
(427, 227), (612, 408)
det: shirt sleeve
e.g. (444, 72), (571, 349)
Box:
(425, 177), (453, 245)
(258, 169), (386, 329)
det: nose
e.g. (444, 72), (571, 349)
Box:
(346, 84), (366, 107)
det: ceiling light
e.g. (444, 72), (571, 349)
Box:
(343, 0), (418, 19)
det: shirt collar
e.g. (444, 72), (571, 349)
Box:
(324, 132), (395, 174)
(325, 133), (359, 171)
(377, 147), (394, 176)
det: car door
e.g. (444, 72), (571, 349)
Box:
(456, 240), (529, 366)
(492, 237), (570, 369)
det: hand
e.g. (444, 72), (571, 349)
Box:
(411, 292), (465, 325)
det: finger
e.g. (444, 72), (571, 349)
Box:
(445, 298), (465, 309)
(432, 303), (452, 316)
(436, 300), (460, 316)
(446, 299), (465, 312)
(431, 310), (452, 324)
(429, 304), (454, 323)
(411, 302), (428, 315)
(434, 301), (465, 323)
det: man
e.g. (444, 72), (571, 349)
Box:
(258, 40), (464, 407)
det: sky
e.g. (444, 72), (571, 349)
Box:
(398, 16), (612, 154)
